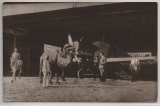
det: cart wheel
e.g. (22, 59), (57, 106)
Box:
(77, 69), (83, 79)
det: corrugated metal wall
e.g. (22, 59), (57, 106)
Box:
(3, 2), (117, 16)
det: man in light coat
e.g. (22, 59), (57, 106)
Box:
(11, 48), (20, 69)
(42, 55), (52, 88)
(99, 52), (107, 81)
(129, 54), (140, 82)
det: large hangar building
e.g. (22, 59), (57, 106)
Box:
(3, 2), (157, 76)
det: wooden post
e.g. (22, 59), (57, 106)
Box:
(13, 29), (17, 49)
(14, 36), (17, 49)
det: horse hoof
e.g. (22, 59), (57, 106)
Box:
(11, 80), (13, 83)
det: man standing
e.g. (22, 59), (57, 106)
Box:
(42, 55), (52, 89)
(94, 56), (99, 67)
(93, 56), (99, 80)
(129, 54), (140, 82)
(99, 52), (107, 81)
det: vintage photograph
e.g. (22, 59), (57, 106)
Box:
(3, 2), (157, 102)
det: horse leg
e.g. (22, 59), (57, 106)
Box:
(11, 70), (16, 83)
(55, 73), (60, 84)
(11, 71), (14, 83)
(49, 73), (53, 84)
(60, 67), (64, 80)
(19, 68), (22, 79)
(62, 71), (66, 81)
(61, 68), (63, 80)
(93, 69), (96, 81)
(61, 67), (66, 81)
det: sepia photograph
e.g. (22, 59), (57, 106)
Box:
(3, 2), (157, 102)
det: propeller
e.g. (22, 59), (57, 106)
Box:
(80, 36), (83, 42)
(68, 34), (74, 46)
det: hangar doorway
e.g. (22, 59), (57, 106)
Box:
(3, 26), (44, 76)
(3, 2), (157, 78)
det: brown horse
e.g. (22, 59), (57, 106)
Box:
(10, 58), (23, 83)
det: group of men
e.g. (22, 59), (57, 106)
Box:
(93, 52), (140, 82)
(11, 48), (140, 88)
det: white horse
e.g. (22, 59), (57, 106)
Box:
(10, 57), (23, 83)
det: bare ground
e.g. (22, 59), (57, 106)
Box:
(3, 77), (157, 102)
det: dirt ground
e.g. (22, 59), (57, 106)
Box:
(3, 77), (157, 102)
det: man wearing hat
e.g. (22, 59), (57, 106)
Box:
(99, 52), (107, 81)
(129, 54), (140, 82)
(11, 48), (20, 61)
(42, 55), (52, 88)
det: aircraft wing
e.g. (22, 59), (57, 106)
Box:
(107, 56), (157, 66)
